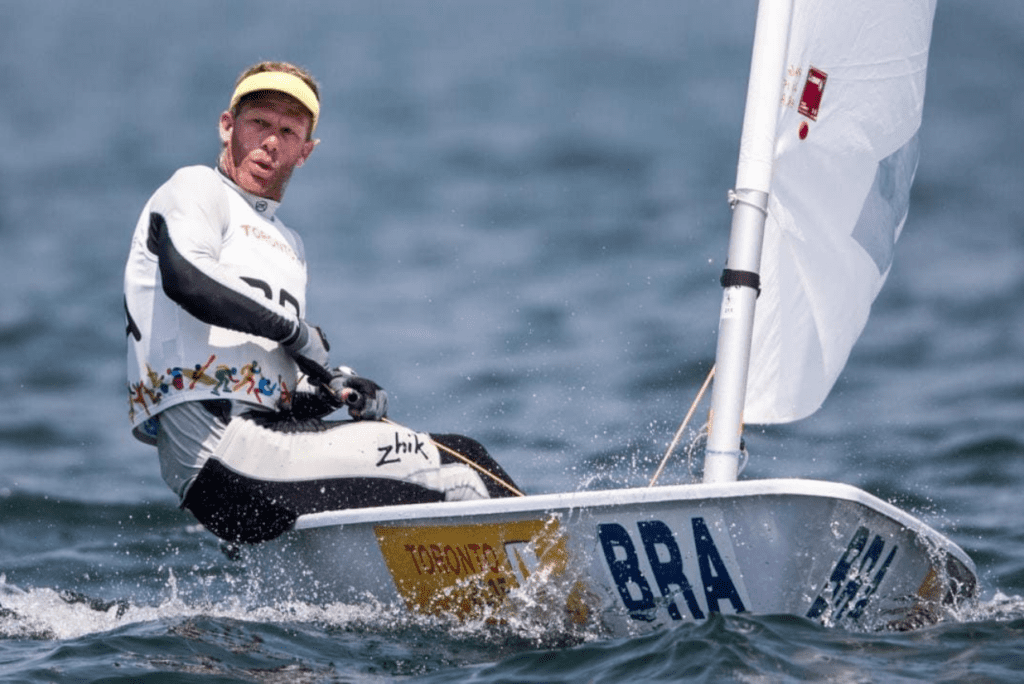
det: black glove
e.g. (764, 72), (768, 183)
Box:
(283, 321), (332, 384)
(320, 366), (389, 421)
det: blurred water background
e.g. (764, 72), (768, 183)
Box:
(2, 0), (1024, 681)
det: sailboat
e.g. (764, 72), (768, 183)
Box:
(237, 0), (978, 634)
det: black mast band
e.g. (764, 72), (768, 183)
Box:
(720, 269), (761, 296)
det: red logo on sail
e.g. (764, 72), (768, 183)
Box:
(797, 67), (828, 121)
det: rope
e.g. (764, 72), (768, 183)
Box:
(648, 365), (716, 487)
(382, 417), (526, 497)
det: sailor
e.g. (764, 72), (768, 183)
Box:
(124, 61), (519, 544)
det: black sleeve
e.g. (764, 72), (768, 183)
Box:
(149, 211), (299, 344)
(143, 167), (304, 345)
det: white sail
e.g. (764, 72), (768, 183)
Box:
(742, 0), (938, 424)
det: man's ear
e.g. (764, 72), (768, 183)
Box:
(296, 138), (319, 168)
(219, 111), (234, 145)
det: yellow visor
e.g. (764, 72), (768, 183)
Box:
(229, 71), (320, 134)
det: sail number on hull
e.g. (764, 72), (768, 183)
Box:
(806, 525), (899, 625)
(598, 516), (748, 622)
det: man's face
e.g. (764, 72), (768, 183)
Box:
(219, 91), (317, 201)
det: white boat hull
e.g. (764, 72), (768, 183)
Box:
(239, 479), (976, 635)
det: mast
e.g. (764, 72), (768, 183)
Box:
(703, 0), (794, 483)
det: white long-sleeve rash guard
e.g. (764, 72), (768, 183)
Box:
(125, 165), (310, 442)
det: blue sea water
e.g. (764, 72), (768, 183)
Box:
(2, 0), (1024, 681)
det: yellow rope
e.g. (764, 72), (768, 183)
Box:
(382, 418), (526, 497)
(649, 365), (716, 487)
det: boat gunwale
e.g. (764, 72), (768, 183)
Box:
(291, 477), (975, 572)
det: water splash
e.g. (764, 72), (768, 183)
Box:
(0, 554), (607, 648)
